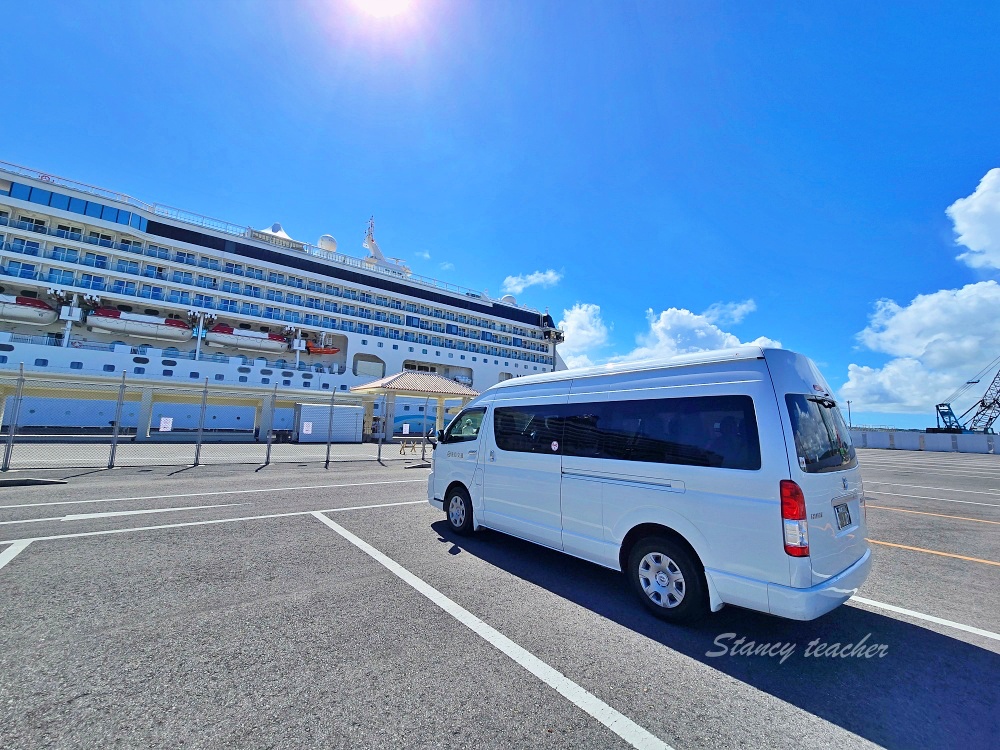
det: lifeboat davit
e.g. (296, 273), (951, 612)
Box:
(0, 295), (59, 326)
(204, 324), (288, 353)
(305, 341), (341, 355)
(87, 307), (193, 341)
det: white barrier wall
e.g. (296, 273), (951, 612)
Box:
(850, 430), (996, 455)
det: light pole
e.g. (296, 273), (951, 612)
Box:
(847, 400), (852, 428)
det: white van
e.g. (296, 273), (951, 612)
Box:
(428, 346), (870, 623)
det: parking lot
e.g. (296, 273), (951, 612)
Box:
(1, 448), (998, 749)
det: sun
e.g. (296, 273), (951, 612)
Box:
(349, 0), (412, 18)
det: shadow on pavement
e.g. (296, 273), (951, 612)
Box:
(432, 521), (1000, 750)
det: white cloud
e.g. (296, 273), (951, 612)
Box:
(439, 261), (454, 271)
(947, 168), (1000, 270)
(415, 250), (431, 260)
(555, 300), (778, 370)
(840, 281), (1000, 412)
(501, 269), (563, 296)
(557, 303), (609, 369)
(616, 307), (780, 363)
(702, 299), (757, 325)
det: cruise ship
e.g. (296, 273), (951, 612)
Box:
(0, 161), (566, 420)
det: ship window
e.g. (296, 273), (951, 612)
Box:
(19, 290), (38, 298)
(321, 383), (330, 389)
(261, 369), (273, 375)
(103, 364), (115, 372)
(238, 366), (251, 373)
(460, 355), (465, 359)
(117, 304), (134, 312)
(134, 367), (145, 374)
(162, 359), (177, 366)
(189, 372), (199, 378)
(133, 357), (149, 364)
(239, 376), (248, 383)
(392, 344), (398, 350)
(261, 378), (270, 384)
(378, 342), (384, 348)
(282, 371), (294, 377)
(0, 344), (13, 352)
(282, 380), (291, 386)
(0, 356), (6, 364)
(302, 373), (313, 379)
(422, 349), (428, 354)
(340, 385), (347, 390)
(302, 382), (310, 388)
(448, 353), (453, 358)
(403, 406), (410, 412)
(101, 205), (119, 223)
(408, 347), (414, 352)
(238, 323), (252, 329)
(215, 374), (224, 381)
(163, 369), (173, 376)
(259, 326), (269, 332)
(70, 361), (83, 369)
(34, 358), (49, 367)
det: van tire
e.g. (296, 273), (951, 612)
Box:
(445, 486), (475, 536)
(626, 536), (708, 624)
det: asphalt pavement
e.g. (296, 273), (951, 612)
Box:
(0, 448), (997, 749)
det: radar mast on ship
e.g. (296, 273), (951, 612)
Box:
(363, 217), (410, 276)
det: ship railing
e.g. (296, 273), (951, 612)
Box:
(2, 166), (546, 315)
(8, 333), (61, 347)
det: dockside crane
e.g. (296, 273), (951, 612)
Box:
(933, 354), (1000, 433)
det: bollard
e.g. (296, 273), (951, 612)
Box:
(193, 377), (209, 467)
(324, 388), (336, 469)
(107, 372), (127, 469)
(1, 363), (26, 472)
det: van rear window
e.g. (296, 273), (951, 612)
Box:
(494, 395), (761, 470)
(785, 395), (857, 473)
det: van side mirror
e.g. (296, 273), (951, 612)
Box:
(435, 429), (444, 444)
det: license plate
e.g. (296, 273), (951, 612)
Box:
(835, 503), (852, 530)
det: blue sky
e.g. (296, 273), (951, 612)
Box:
(6, 1), (1000, 428)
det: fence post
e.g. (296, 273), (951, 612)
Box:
(264, 384), (278, 466)
(193, 377), (209, 467)
(377, 395), (386, 463)
(1, 363), (26, 472)
(420, 396), (430, 461)
(107, 371), (127, 469)
(324, 388), (336, 469)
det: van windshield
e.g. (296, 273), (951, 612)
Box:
(785, 395), (857, 473)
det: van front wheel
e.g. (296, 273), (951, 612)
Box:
(445, 487), (475, 536)
(627, 536), (707, 624)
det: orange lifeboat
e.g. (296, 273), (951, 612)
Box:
(305, 341), (341, 355)
(87, 307), (193, 341)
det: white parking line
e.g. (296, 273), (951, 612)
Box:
(0, 503), (249, 526)
(0, 541), (31, 571)
(0, 500), (425, 545)
(865, 491), (1000, 508)
(850, 597), (1000, 643)
(865, 482), (1000, 497)
(310, 511), (673, 750)
(0, 478), (427, 510)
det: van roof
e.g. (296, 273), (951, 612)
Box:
(492, 345), (772, 390)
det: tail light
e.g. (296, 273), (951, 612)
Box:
(780, 479), (809, 557)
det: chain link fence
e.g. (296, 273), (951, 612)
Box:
(0, 367), (424, 471)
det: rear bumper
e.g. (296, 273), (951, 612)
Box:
(766, 547), (872, 621)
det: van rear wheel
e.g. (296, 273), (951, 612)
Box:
(445, 487), (475, 536)
(627, 536), (708, 624)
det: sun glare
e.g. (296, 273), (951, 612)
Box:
(350, 0), (412, 18)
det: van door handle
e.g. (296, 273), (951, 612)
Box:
(490, 450), (495, 462)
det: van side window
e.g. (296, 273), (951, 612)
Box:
(494, 406), (565, 454)
(442, 408), (486, 443)
(509, 396), (760, 470)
